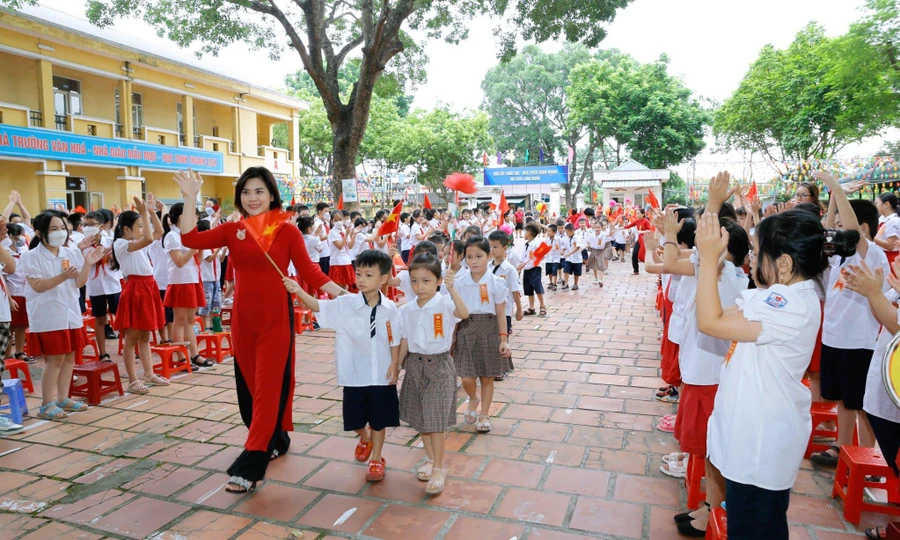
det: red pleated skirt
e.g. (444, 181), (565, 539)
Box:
(329, 264), (358, 294)
(660, 294), (682, 387)
(10, 295), (27, 327)
(116, 275), (166, 331)
(674, 383), (718, 455)
(164, 282), (206, 309)
(32, 328), (84, 356)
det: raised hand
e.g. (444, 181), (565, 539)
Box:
(132, 196), (147, 214)
(443, 269), (456, 290)
(663, 207), (683, 236)
(84, 246), (110, 266)
(695, 212), (729, 263)
(707, 171), (732, 206)
(173, 169), (204, 199)
(843, 261), (883, 299)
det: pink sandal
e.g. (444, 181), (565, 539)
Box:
(657, 414), (676, 433)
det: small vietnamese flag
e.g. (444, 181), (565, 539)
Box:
(423, 193), (432, 209)
(290, 195), (296, 207)
(378, 200), (404, 237)
(498, 191), (510, 216)
(243, 208), (291, 253)
(73, 205), (87, 214)
(646, 188), (660, 210)
(531, 242), (552, 266)
(747, 181), (758, 199)
(337, 194), (344, 210)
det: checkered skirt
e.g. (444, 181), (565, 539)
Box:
(586, 247), (610, 272)
(399, 351), (458, 433)
(453, 314), (510, 378)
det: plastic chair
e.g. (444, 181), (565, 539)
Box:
(685, 453), (707, 510)
(0, 379), (27, 424)
(5, 359), (34, 393)
(706, 507), (727, 539)
(196, 332), (232, 363)
(150, 344), (192, 379)
(832, 445), (900, 524)
(294, 307), (315, 335)
(69, 361), (123, 405)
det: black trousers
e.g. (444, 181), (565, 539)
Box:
(725, 479), (790, 540)
(632, 243), (640, 273)
(867, 412), (900, 476)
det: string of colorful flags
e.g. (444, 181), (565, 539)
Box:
(481, 147), (576, 166)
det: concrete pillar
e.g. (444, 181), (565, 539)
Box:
(290, 112), (300, 176)
(118, 79), (133, 139)
(182, 95), (194, 146)
(36, 59), (54, 129)
(231, 106), (241, 154)
(36, 170), (68, 208)
(117, 176), (145, 208)
(549, 185), (561, 218)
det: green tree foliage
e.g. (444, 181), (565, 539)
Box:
(30, 0), (632, 197)
(568, 53), (708, 170)
(714, 22), (899, 164)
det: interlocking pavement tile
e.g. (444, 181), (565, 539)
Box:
(296, 493), (383, 534)
(305, 434), (359, 460)
(16, 521), (104, 540)
(303, 461), (368, 494)
(264, 454), (323, 484)
(0, 513), (46, 539)
(443, 516), (524, 540)
(522, 441), (586, 467)
(91, 496), (191, 539)
(149, 441), (224, 466)
(501, 403), (554, 421)
(529, 392), (578, 408)
(0, 471), (39, 496)
(544, 466), (611, 498)
(378, 443), (426, 471)
(29, 451), (113, 480)
(569, 497), (644, 539)
(0, 478), (70, 513)
(424, 478), (502, 514)
(169, 419), (234, 442)
(73, 458), (136, 484)
(548, 408), (602, 427)
(177, 473), (248, 510)
(477, 458), (545, 488)
(461, 434), (527, 459)
(209, 424), (249, 446)
(123, 437), (178, 460)
(233, 521), (296, 540)
(614, 474), (681, 507)
(232, 483), (319, 522)
(494, 487), (571, 526)
(64, 428), (140, 453)
(363, 504), (450, 540)
(565, 426), (625, 449)
(649, 506), (691, 540)
(91, 410), (156, 430)
(785, 493), (845, 529)
(364, 470), (426, 504)
(600, 412), (654, 431)
(121, 463), (207, 496)
(151, 509), (253, 540)
(22, 424), (98, 446)
(529, 528), (597, 540)
(195, 446), (243, 471)
(127, 413), (193, 434)
(442, 431), (473, 452)
(40, 489), (135, 525)
(584, 447), (648, 475)
(510, 420), (570, 441)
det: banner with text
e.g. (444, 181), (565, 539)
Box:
(0, 124), (224, 173)
(483, 165), (569, 186)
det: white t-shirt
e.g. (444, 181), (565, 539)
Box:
(563, 234), (583, 264)
(20, 244), (85, 333)
(455, 269), (508, 315)
(314, 217), (331, 258)
(200, 249), (220, 283)
(864, 299), (900, 423)
(113, 238), (154, 278)
(163, 227), (201, 285)
(613, 229), (626, 244)
(353, 232), (369, 260)
(410, 223), (426, 248)
(1, 239), (27, 296)
(878, 214), (900, 247)
(304, 233), (323, 263)
(490, 260), (520, 317)
(545, 236), (561, 264)
(315, 291), (401, 387)
(823, 240), (890, 350)
(399, 223), (413, 252)
(328, 226), (353, 266)
(400, 293), (460, 354)
(148, 239), (169, 290)
(668, 272), (697, 347)
(84, 234), (123, 297)
(707, 280), (820, 491)
(396, 270), (413, 303)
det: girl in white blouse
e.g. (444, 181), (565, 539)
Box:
(695, 209), (859, 540)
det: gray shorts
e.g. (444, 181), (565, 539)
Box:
(198, 281), (222, 316)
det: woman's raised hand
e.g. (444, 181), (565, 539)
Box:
(173, 169), (203, 199)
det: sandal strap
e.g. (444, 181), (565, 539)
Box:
(40, 403), (66, 417)
(228, 476), (253, 490)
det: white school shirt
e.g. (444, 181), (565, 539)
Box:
(457, 219), (471, 231)
(304, 233), (323, 263)
(353, 232), (369, 259)
(314, 217), (331, 258)
(521, 239), (543, 271)
(315, 291), (401, 387)
(328, 226), (353, 266)
(400, 293), (460, 354)
(678, 259), (749, 386)
(113, 238), (154, 278)
(69, 230), (85, 247)
(823, 240), (890, 350)
(707, 280), (820, 491)
(878, 214), (900, 244)
(102, 230), (124, 282)
(564, 234), (583, 264)
(84, 234), (123, 297)
(1, 239), (27, 296)
(864, 292), (900, 423)
(163, 227), (201, 285)
(668, 270), (697, 347)
(0, 268), (10, 322)
(397, 270), (413, 302)
(613, 229), (626, 244)
(399, 223), (413, 251)
(546, 236), (561, 264)
(490, 260), (520, 316)
(20, 244), (85, 333)
(575, 229), (593, 251)
(455, 269), (508, 315)
(200, 249), (220, 282)
(410, 223), (425, 248)
(440, 268), (467, 297)
(148, 239), (169, 291)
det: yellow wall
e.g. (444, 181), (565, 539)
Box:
(194, 101), (234, 141)
(0, 53), (39, 111)
(134, 85), (179, 132)
(53, 65), (118, 121)
(64, 165), (120, 209)
(0, 160), (43, 212)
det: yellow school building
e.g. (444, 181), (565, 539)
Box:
(0, 8), (308, 212)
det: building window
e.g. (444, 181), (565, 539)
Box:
(53, 75), (82, 117)
(212, 125), (219, 138)
(132, 93), (143, 129)
(176, 102), (184, 138)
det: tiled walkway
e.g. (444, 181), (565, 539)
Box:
(0, 259), (875, 539)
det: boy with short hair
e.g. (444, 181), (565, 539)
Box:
(561, 223), (583, 290)
(488, 231), (522, 381)
(545, 224), (561, 291)
(286, 249), (401, 482)
(518, 222), (547, 315)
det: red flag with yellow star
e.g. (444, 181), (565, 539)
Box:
(378, 201), (404, 237)
(243, 208), (291, 253)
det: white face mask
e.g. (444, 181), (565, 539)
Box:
(206, 208), (215, 217)
(323, 212), (331, 222)
(47, 230), (68, 247)
(83, 226), (100, 238)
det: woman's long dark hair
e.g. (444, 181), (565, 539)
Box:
(234, 166), (283, 217)
(110, 210), (140, 271)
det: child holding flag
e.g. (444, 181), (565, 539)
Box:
(518, 222), (548, 315)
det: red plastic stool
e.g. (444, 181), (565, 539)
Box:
(832, 445), (900, 524)
(196, 332), (232, 363)
(221, 307), (232, 327)
(685, 453), (707, 510)
(294, 308), (315, 335)
(193, 316), (205, 334)
(806, 402), (859, 458)
(5, 359), (34, 393)
(706, 507), (727, 539)
(150, 344), (192, 379)
(76, 327), (100, 365)
(69, 361), (124, 405)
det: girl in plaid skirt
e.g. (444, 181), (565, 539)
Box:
(399, 253), (469, 496)
(453, 237), (512, 434)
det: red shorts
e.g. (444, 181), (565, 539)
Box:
(164, 283), (206, 309)
(329, 264), (358, 293)
(808, 301), (825, 372)
(10, 296), (27, 327)
(674, 383), (718, 455)
(116, 275), (166, 332)
(31, 328), (85, 357)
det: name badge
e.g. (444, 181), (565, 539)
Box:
(434, 314), (444, 338)
(479, 283), (489, 304)
(385, 321), (393, 343)
(724, 341), (738, 367)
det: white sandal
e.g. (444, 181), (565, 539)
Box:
(425, 467), (445, 495)
(417, 460), (434, 481)
(662, 452), (689, 464)
(464, 399), (479, 424)
(476, 415), (491, 433)
(660, 458), (688, 478)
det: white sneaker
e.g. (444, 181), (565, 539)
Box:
(0, 417), (24, 434)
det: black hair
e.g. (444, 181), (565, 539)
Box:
(677, 218), (697, 249)
(110, 210), (141, 271)
(99, 208), (114, 226)
(315, 202), (329, 214)
(297, 216), (314, 234)
(525, 222), (541, 238)
(450, 239), (464, 257)
(331, 210), (344, 223)
(197, 219), (211, 232)
(208, 197), (219, 205)
(754, 210), (858, 288)
(719, 202), (737, 221)
(162, 202), (185, 246)
(412, 209), (423, 220)
(8, 213), (20, 222)
(29, 210), (68, 250)
(6, 223), (23, 239)
(350, 211), (361, 221)
(409, 253), (443, 279)
(85, 211), (106, 225)
(880, 192), (900, 216)
(413, 240), (439, 258)
(564, 223), (574, 231)
(375, 210), (387, 222)
(67, 213), (83, 230)
(794, 202), (821, 217)
(294, 204), (308, 214)
(584, 207), (595, 218)
(354, 217), (367, 228)
(721, 218), (750, 266)
(488, 229), (510, 247)
(464, 235), (491, 257)
(463, 225), (481, 238)
(848, 199), (879, 239)
(355, 249), (393, 276)
(400, 212), (410, 224)
(425, 208), (436, 221)
(427, 233), (446, 247)
(234, 166), (283, 217)
(549, 224), (558, 233)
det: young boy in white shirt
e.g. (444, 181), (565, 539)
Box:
(488, 231), (522, 381)
(545, 224), (561, 291)
(517, 222), (547, 315)
(561, 223), (584, 290)
(285, 250), (401, 483)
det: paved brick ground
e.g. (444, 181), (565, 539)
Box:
(0, 258), (878, 539)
